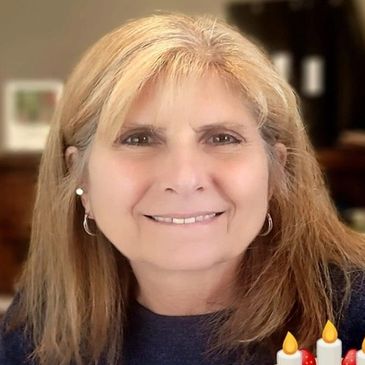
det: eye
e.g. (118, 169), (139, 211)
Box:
(208, 133), (242, 145)
(119, 131), (243, 147)
(122, 133), (154, 146)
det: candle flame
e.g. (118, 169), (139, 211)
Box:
(362, 337), (365, 353)
(322, 320), (338, 343)
(282, 331), (298, 355)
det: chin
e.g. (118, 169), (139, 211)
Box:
(151, 250), (235, 271)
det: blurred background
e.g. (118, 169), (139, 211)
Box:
(0, 0), (364, 315)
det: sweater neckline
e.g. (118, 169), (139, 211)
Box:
(132, 299), (230, 321)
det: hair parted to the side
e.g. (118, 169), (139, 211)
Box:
(5, 11), (365, 365)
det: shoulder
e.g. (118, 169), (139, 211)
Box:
(334, 268), (365, 353)
(0, 292), (35, 365)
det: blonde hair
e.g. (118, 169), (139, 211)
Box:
(5, 12), (365, 365)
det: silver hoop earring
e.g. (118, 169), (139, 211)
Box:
(83, 213), (96, 236)
(259, 213), (273, 236)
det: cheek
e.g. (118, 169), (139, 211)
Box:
(85, 158), (149, 258)
(224, 157), (270, 241)
(87, 157), (146, 219)
(225, 157), (270, 202)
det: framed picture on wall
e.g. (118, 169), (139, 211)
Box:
(2, 80), (63, 152)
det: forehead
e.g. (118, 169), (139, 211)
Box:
(123, 71), (256, 129)
(95, 70), (260, 145)
(136, 70), (241, 104)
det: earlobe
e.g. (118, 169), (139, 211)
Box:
(274, 142), (287, 168)
(66, 146), (94, 218)
(76, 187), (94, 219)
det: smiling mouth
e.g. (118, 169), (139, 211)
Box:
(144, 212), (224, 225)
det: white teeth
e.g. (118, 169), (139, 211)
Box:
(152, 213), (217, 224)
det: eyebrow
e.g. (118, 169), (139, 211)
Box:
(120, 121), (247, 133)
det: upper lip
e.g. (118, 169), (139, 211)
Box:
(144, 211), (225, 218)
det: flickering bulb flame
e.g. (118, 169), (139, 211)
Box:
(322, 320), (338, 343)
(362, 337), (365, 353)
(282, 331), (298, 355)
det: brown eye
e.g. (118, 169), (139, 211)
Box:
(209, 133), (242, 145)
(119, 131), (242, 147)
(121, 133), (155, 146)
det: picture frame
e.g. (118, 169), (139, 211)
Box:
(2, 80), (63, 152)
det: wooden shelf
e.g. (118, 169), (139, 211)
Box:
(317, 145), (365, 172)
(0, 152), (41, 170)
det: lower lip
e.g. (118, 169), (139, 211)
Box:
(144, 213), (224, 227)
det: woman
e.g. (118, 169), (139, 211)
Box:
(1, 12), (364, 365)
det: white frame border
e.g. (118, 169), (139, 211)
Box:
(2, 79), (63, 152)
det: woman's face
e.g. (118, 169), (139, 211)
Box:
(76, 73), (286, 271)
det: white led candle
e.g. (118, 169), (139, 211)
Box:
(357, 338), (365, 365)
(277, 332), (302, 365)
(316, 320), (342, 365)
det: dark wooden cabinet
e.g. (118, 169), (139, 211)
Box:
(0, 147), (364, 298)
(0, 153), (40, 294)
(317, 146), (365, 208)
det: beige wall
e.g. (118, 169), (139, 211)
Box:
(0, 0), (227, 81)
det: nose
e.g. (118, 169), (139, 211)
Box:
(158, 147), (209, 196)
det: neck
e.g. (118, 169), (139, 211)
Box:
(131, 259), (239, 316)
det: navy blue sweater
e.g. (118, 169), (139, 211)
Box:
(1, 270), (365, 365)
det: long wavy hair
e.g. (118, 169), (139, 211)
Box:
(5, 12), (365, 365)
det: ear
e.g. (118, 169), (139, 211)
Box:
(268, 142), (287, 200)
(65, 146), (94, 218)
(273, 142), (287, 168)
(65, 145), (79, 171)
